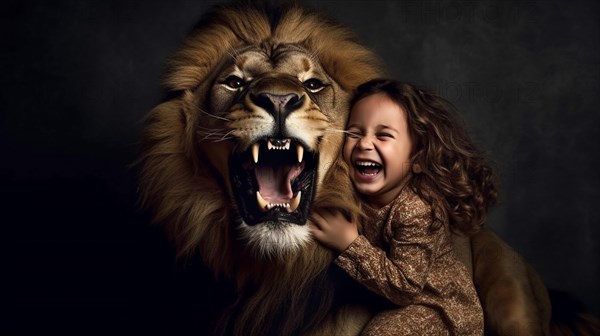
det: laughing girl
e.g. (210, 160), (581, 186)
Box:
(311, 79), (498, 335)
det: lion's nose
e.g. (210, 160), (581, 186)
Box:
(251, 93), (303, 116)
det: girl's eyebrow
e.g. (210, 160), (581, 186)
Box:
(377, 125), (398, 132)
(345, 124), (399, 132)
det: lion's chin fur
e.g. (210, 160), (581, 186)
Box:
(238, 221), (312, 259)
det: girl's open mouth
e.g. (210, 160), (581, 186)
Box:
(354, 160), (382, 177)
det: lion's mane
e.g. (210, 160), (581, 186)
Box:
(138, 3), (381, 335)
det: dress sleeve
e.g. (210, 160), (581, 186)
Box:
(334, 205), (443, 306)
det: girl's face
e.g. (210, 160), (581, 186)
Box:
(343, 93), (413, 208)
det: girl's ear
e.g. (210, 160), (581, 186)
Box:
(410, 150), (423, 174)
(412, 163), (423, 174)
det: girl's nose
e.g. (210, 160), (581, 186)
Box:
(357, 136), (374, 151)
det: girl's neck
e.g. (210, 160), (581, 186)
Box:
(363, 177), (411, 209)
(364, 193), (399, 209)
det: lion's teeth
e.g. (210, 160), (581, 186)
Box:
(288, 191), (301, 212)
(267, 138), (291, 151)
(256, 191), (268, 211)
(259, 191), (300, 212)
(252, 143), (260, 164)
(296, 144), (304, 163)
(266, 203), (284, 209)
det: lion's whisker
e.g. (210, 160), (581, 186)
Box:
(198, 131), (228, 141)
(201, 137), (233, 142)
(228, 49), (240, 62)
(219, 130), (235, 140)
(196, 128), (227, 135)
(197, 126), (228, 132)
(212, 137), (234, 142)
(300, 127), (352, 135)
(199, 108), (231, 121)
(196, 128), (236, 142)
(307, 51), (319, 65)
(323, 129), (353, 134)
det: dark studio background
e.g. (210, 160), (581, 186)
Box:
(2, 0), (599, 334)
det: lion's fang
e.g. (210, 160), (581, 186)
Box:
(256, 191), (267, 210)
(252, 143), (260, 163)
(288, 191), (301, 212)
(296, 144), (303, 163)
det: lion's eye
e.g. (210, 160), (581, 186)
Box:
(223, 75), (246, 90)
(303, 78), (325, 93)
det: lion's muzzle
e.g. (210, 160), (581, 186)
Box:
(229, 82), (319, 228)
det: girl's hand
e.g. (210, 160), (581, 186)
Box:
(309, 210), (359, 253)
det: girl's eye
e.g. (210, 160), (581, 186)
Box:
(345, 131), (361, 139)
(223, 76), (245, 90)
(377, 133), (394, 139)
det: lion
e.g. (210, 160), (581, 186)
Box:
(138, 3), (553, 335)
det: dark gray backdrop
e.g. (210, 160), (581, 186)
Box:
(3, 0), (598, 333)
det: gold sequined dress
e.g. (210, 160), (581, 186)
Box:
(335, 186), (484, 335)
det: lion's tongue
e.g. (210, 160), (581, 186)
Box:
(256, 164), (302, 203)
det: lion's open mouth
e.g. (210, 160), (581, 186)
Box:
(230, 138), (317, 226)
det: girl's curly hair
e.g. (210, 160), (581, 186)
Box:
(350, 79), (498, 235)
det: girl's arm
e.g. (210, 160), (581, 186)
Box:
(310, 210), (359, 252)
(311, 206), (442, 306)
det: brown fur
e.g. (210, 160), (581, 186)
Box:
(468, 229), (551, 335)
(138, 3), (557, 335)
